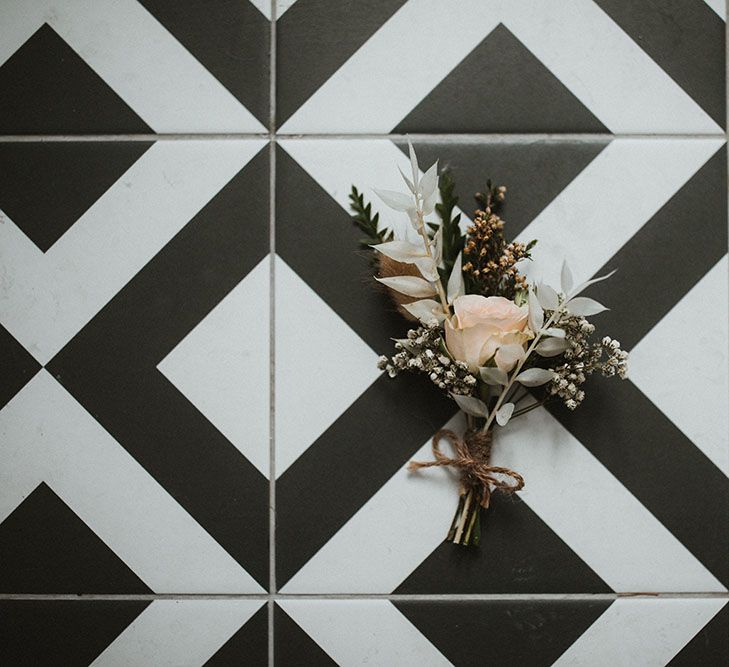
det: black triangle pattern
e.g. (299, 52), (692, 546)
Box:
(205, 604), (269, 666)
(0, 599), (149, 667)
(394, 599), (612, 667)
(393, 24), (609, 134)
(0, 482), (152, 594)
(274, 604), (338, 667)
(398, 140), (607, 237)
(0, 141), (152, 252)
(396, 495), (610, 594)
(0, 24), (152, 134)
(0, 325), (40, 410)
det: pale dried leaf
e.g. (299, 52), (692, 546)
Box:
(570, 269), (617, 298)
(408, 139), (419, 189)
(496, 402), (515, 426)
(374, 188), (413, 212)
(479, 366), (508, 386)
(528, 289), (544, 333)
(452, 394), (489, 418)
(516, 367), (556, 387)
(447, 251), (465, 304)
(535, 337), (570, 357)
(419, 161), (439, 202)
(371, 239), (425, 263)
(398, 165), (416, 194)
(566, 296), (609, 316)
(537, 282), (560, 311)
(402, 299), (446, 324)
(375, 275), (437, 298)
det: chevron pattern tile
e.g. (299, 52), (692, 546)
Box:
(1, 0), (727, 665)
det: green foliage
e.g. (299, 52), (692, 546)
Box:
(348, 186), (393, 249)
(434, 170), (465, 281)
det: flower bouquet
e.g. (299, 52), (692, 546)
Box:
(349, 142), (628, 546)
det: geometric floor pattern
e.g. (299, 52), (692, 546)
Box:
(0, 1), (726, 664)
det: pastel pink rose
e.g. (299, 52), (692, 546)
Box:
(445, 295), (530, 372)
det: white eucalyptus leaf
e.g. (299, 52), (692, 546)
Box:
(535, 337), (570, 357)
(537, 282), (560, 311)
(375, 275), (437, 298)
(452, 394), (490, 418)
(371, 239), (424, 263)
(421, 193), (436, 216)
(408, 139), (419, 189)
(543, 327), (566, 338)
(479, 366), (508, 386)
(496, 402), (515, 426)
(447, 252), (465, 304)
(374, 188), (413, 212)
(570, 269), (617, 298)
(432, 227), (443, 266)
(419, 161), (439, 202)
(402, 299), (446, 324)
(516, 368), (556, 387)
(413, 256), (439, 282)
(528, 289), (544, 333)
(561, 260), (574, 295)
(397, 166), (416, 194)
(566, 296), (609, 316)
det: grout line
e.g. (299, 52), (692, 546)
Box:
(275, 132), (727, 142)
(0, 133), (726, 143)
(0, 133), (270, 142)
(1, 592), (727, 601)
(268, 2), (277, 665)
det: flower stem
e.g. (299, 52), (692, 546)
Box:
(447, 487), (481, 546)
(481, 308), (562, 432)
(413, 199), (451, 318)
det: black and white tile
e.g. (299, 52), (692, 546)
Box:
(0, 0), (270, 133)
(0, 139), (271, 596)
(1, 0), (728, 665)
(275, 599), (729, 666)
(276, 0), (725, 134)
(1, 599), (268, 666)
(275, 138), (728, 596)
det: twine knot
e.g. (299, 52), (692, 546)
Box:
(408, 429), (524, 508)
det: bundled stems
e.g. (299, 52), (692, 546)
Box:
(448, 488), (482, 546)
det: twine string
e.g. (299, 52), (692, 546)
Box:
(408, 428), (524, 508)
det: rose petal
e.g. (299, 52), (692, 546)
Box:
(495, 343), (525, 372)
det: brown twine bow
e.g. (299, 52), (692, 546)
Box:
(408, 429), (524, 509)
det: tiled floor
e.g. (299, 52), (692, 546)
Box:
(0, 1), (727, 665)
